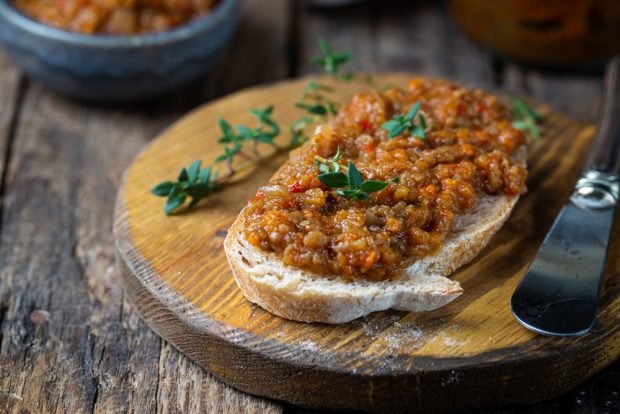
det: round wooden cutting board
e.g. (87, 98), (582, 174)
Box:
(114, 74), (619, 413)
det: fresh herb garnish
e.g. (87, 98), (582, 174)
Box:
(315, 152), (395, 201)
(214, 144), (241, 167)
(318, 162), (389, 201)
(381, 102), (428, 139)
(318, 171), (350, 189)
(510, 97), (542, 140)
(313, 38), (353, 78)
(303, 81), (334, 95)
(248, 106), (281, 144)
(290, 115), (322, 147)
(295, 102), (329, 115)
(364, 73), (393, 92)
(314, 147), (343, 173)
(214, 106), (281, 173)
(152, 106), (285, 214)
(290, 42), (346, 146)
(153, 38), (397, 214)
(151, 160), (220, 215)
(216, 106), (279, 151)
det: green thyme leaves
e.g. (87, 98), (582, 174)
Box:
(290, 116), (317, 147)
(313, 38), (353, 78)
(510, 97), (542, 140)
(214, 145), (240, 165)
(152, 160), (220, 215)
(360, 180), (389, 193)
(314, 147), (342, 173)
(295, 102), (329, 115)
(303, 81), (334, 95)
(153, 106), (282, 215)
(364, 73), (393, 92)
(217, 105), (280, 149)
(317, 171), (349, 188)
(332, 162), (388, 201)
(347, 162), (364, 189)
(381, 102), (428, 139)
(292, 50), (345, 146)
(215, 106), (281, 173)
(153, 38), (398, 215)
(316, 151), (395, 201)
(249, 106), (281, 142)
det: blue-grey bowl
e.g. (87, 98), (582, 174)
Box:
(0, 0), (241, 102)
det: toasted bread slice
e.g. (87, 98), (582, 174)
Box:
(224, 188), (520, 323)
(224, 82), (527, 323)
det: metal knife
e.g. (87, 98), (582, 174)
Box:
(511, 57), (620, 336)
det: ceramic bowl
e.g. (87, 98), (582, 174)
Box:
(0, 0), (241, 102)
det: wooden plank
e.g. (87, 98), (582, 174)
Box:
(0, 0), (288, 412)
(0, 53), (21, 131)
(0, 51), (23, 410)
(501, 64), (602, 122)
(0, 53), (22, 204)
(526, 72), (602, 122)
(295, 2), (494, 84)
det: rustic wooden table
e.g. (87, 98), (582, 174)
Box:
(0, 1), (618, 413)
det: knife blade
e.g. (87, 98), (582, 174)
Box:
(511, 57), (620, 336)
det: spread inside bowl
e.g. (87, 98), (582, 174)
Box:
(11, 0), (220, 34)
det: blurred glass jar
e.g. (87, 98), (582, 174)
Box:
(449, 0), (620, 66)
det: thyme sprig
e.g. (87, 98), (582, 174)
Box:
(152, 106), (283, 214)
(151, 160), (220, 215)
(318, 161), (392, 201)
(290, 115), (323, 147)
(364, 73), (393, 92)
(315, 149), (397, 201)
(510, 97), (542, 140)
(295, 101), (337, 116)
(153, 39), (385, 214)
(303, 81), (334, 95)
(291, 55), (345, 146)
(313, 38), (353, 79)
(314, 147), (344, 173)
(215, 106), (280, 173)
(381, 102), (428, 139)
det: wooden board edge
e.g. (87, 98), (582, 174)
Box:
(113, 159), (620, 413)
(114, 74), (620, 412)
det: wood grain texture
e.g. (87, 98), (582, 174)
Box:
(0, 53), (22, 203)
(297, 0), (494, 84)
(114, 74), (620, 413)
(0, 1), (287, 412)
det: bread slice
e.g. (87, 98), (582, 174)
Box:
(224, 139), (527, 324)
(225, 189), (520, 323)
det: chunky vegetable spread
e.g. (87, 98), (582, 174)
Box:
(12, 0), (219, 34)
(244, 79), (527, 282)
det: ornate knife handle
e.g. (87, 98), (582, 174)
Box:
(572, 56), (620, 211)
